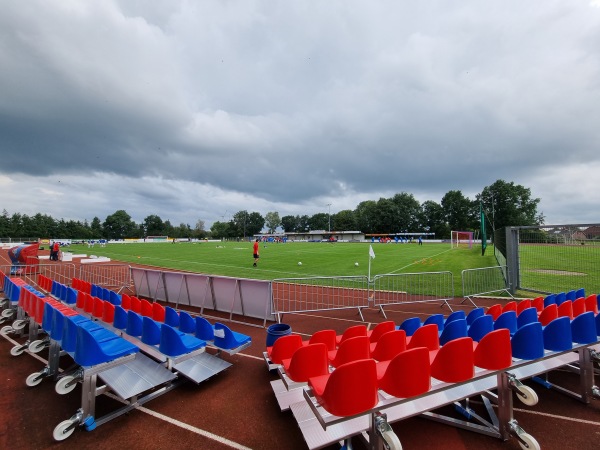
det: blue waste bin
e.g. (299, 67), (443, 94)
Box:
(266, 323), (292, 347)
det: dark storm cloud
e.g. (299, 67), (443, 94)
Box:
(1, 1), (599, 226)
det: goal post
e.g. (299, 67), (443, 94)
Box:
(450, 231), (473, 249)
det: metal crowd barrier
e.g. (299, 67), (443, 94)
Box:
(78, 264), (132, 294)
(271, 276), (370, 322)
(462, 265), (512, 305)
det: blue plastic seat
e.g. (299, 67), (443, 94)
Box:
(213, 322), (251, 350)
(59, 284), (68, 301)
(575, 288), (585, 299)
(113, 306), (128, 330)
(544, 294), (556, 308)
(555, 292), (567, 306)
(571, 312), (598, 344)
(42, 302), (56, 333)
(439, 318), (468, 346)
(195, 316), (215, 341)
(467, 314), (494, 342)
(62, 315), (103, 353)
(466, 307), (485, 326)
(164, 306), (180, 327)
(543, 317), (572, 351)
(179, 311), (196, 334)
(126, 310), (143, 337)
(66, 288), (78, 305)
(397, 317), (421, 336)
(159, 323), (205, 357)
(445, 310), (466, 326)
(517, 307), (538, 329)
(494, 310), (518, 335)
(141, 316), (162, 345)
(511, 322), (544, 360)
(566, 290), (576, 301)
(109, 290), (122, 306)
(423, 314), (444, 331)
(51, 281), (60, 297)
(51, 308), (67, 342)
(74, 326), (138, 366)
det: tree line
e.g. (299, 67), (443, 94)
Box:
(0, 180), (543, 240)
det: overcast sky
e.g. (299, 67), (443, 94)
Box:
(1, 1), (599, 229)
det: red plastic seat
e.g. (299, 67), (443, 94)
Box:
(531, 296), (544, 312)
(93, 297), (105, 318)
(84, 294), (95, 314)
(103, 301), (115, 323)
(76, 290), (86, 309)
(377, 347), (431, 398)
(538, 304), (558, 326)
(140, 299), (153, 317)
(473, 328), (512, 370)
(502, 301), (517, 313)
(302, 329), (337, 351)
(367, 321), (396, 343)
(572, 298), (586, 317)
(585, 294), (598, 314)
(430, 337), (475, 383)
(335, 324), (368, 346)
(328, 335), (371, 368)
(308, 358), (379, 417)
(370, 330), (406, 362)
(516, 299), (532, 315)
(266, 334), (303, 365)
(406, 324), (439, 351)
(557, 300), (573, 320)
(152, 302), (166, 322)
(130, 296), (141, 313)
(281, 343), (329, 383)
(486, 304), (502, 321)
(121, 294), (131, 310)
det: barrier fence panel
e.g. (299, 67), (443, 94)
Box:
(131, 268), (272, 325)
(0, 263), (77, 290)
(461, 266), (511, 305)
(372, 271), (455, 316)
(271, 276), (370, 322)
(500, 224), (600, 296)
(78, 264), (133, 294)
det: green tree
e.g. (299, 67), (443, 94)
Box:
(354, 200), (377, 234)
(90, 217), (103, 237)
(478, 180), (544, 231)
(210, 221), (230, 239)
(143, 214), (165, 237)
(420, 200), (449, 238)
(308, 213), (329, 231)
(194, 219), (207, 238)
(245, 212), (265, 237)
(280, 215), (298, 232)
(332, 209), (356, 231)
(103, 210), (137, 239)
(442, 190), (476, 232)
(391, 192), (422, 232)
(265, 211), (281, 233)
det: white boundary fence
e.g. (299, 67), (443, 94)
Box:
(78, 264), (132, 294)
(461, 266), (512, 305)
(0, 263), (78, 289)
(131, 268), (272, 326)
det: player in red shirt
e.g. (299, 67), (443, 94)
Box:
(253, 239), (260, 267)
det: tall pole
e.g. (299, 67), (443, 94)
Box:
(327, 203), (331, 232)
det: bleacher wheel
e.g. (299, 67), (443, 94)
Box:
(12, 320), (26, 331)
(56, 376), (77, 395)
(26, 372), (44, 387)
(53, 419), (76, 441)
(28, 340), (46, 353)
(518, 433), (540, 450)
(382, 430), (402, 450)
(1, 325), (12, 334)
(515, 385), (538, 406)
(10, 345), (25, 356)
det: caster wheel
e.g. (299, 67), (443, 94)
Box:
(26, 372), (44, 387)
(518, 432), (540, 450)
(1, 325), (13, 334)
(1, 309), (13, 318)
(10, 345), (25, 356)
(382, 430), (402, 450)
(516, 385), (539, 406)
(53, 419), (76, 441)
(56, 376), (77, 395)
(13, 320), (26, 331)
(29, 340), (45, 353)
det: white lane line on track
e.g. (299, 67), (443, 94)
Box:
(136, 406), (253, 450)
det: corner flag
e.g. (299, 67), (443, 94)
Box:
(369, 245), (376, 259)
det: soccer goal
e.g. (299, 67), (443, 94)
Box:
(450, 231), (473, 249)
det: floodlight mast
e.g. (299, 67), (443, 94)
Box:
(327, 203), (331, 232)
